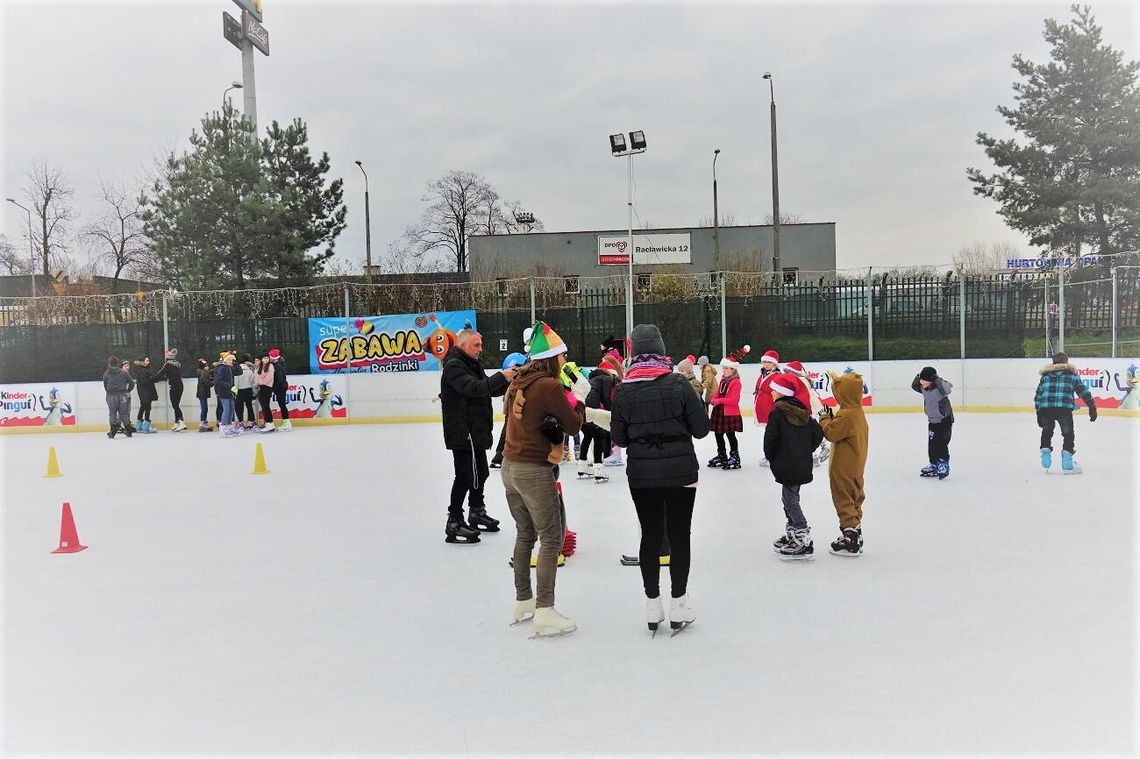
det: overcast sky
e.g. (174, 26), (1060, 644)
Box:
(1, 0), (1137, 275)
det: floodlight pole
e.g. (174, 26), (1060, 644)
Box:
(626, 151), (634, 347)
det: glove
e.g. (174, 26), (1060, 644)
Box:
(585, 407), (612, 431)
(819, 406), (834, 418)
(231, 385), (238, 396)
(1088, 404), (1097, 422)
(571, 376), (591, 403)
(539, 414), (564, 444)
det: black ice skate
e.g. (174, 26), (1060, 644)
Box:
(446, 516), (481, 544)
(777, 528), (814, 561)
(919, 463), (938, 477)
(772, 523), (793, 551)
(829, 526), (863, 557)
(707, 454), (727, 468)
(107, 423), (119, 439)
(722, 452), (741, 470)
(468, 508), (501, 533)
(123, 423), (134, 438)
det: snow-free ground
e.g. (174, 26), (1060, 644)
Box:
(2, 414), (1137, 756)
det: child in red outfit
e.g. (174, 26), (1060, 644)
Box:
(709, 345), (748, 469)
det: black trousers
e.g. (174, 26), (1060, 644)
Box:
(257, 386), (274, 424)
(169, 383), (184, 422)
(137, 400), (152, 422)
(927, 419), (953, 463)
(235, 388), (255, 422)
(1038, 408), (1075, 453)
(273, 386), (290, 419)
(715, 431), (738, 457)
(580, 422), (610, 464)
(631, 486), (696, 599)
(450, 445), (489, 519)
(492, 422), (507, 461)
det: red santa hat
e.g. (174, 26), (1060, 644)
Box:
(769, 373), (799, 397)
(760, 349), (780, 365)
(720, 344), (751, 371)
(784, 360), (807, 377)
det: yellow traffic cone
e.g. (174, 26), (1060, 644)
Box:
(44, 447), (62, 478)
(251, 442), (269, 475)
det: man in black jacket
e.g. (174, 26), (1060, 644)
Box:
(440, 329), (516, 544)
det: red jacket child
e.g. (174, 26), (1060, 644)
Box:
(752, 349), (782, 424)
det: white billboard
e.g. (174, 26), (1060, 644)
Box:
(598, 233), (692, 265)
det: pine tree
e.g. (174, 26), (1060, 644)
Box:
(967, 5), (1140, 261)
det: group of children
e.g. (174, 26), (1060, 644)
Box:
(101, 347), (294, 438)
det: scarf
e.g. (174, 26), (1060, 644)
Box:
(623, 354), (673, 383)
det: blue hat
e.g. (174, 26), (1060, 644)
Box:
(502, 352), (527, 370)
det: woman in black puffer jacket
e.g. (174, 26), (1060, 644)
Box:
(610, 324), (710, 635)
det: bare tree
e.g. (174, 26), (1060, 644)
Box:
(697, 212), (738, 227)
(953, 241), (1018, 274)
(83, 179), (152, 293)
(24, 160), (77, 276)
(761, 212), (807, 225)
(403, 170), (501, 273)
(0, 234), (32, 275)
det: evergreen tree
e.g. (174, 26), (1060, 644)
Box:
(142, 103), (345, 290)
(967, 5), (1140, 261)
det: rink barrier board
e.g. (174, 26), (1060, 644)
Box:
(1, 357), (1136, 434)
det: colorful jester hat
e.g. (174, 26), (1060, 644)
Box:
(527, 321), (569, 361)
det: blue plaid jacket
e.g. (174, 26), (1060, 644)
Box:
(1034, 363), (1094, 410)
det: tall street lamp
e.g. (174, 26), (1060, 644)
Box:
(223, 81), (243, 110)
(354, 160), (373, 283)
(762, 72), (782, 279)
(6, 198), (37, 296)
(713, 148), (721, 263)
(609, 130), (647, 347)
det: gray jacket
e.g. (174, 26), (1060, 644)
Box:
(102, 366), (136, 395)
(911, 375), (953, 423)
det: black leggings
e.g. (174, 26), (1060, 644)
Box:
(580, 422), (610, 464)
(714, 431), (738, 457)
(273, 386), (290, 419)
(631, 486), (696, 599)
(137, 400), (152, 422)
(169, 383), (184, 422)
(257, 386), (274, 424)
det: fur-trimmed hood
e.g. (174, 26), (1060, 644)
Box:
(1041, 362), (1076, 375)
(773, 397), (811, 426)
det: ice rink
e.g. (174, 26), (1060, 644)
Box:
(2, 413), (1137, 756)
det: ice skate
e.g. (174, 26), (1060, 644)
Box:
(198, 422), (212, 433)
(669, 594), (695, 636)
(919, 463), (938, 477)
(278, 419), (293, 432)
(646, 596), (665, 636)
(576, 460), (594, 479)
(222, 425), (240, 438)
(489, 454), (503, 469)
(935, 459), (950, 479)
(707, 453), (727, 468)
(510, 597), (536, 626)
(722, 452), (741, 470)
(1061, 450), (1082, 475)
(1040, 448), (1052, 470)
(593, 467), (610, 483)
(468, 508), (501, 533)
(757, 457), (770, 468)
(259, 421), (276, 433)
(531, 607), (576, 638)
(817, 441), (831, 463)
(171, 420), (187, 432)
(829, 526), (863, 557)
(107, 424), (118, 439)
(123, 424), (134, 438)
(602, 452), (623, 467)
(772, 523), (793, 551)
(777, 528), (814, 561)
(445, 516), (481, 545)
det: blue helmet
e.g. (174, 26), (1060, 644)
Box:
(502, 352), (527, 370)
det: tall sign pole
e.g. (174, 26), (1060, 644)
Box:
(229, 0), (268, 133)
(241, 37), (257, 132)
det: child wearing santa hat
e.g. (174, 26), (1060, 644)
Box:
(708, 346), (749, 469)
(784, 360), (830, 466)
(752, 349), (782, 467)
(764, 373), (824, 559)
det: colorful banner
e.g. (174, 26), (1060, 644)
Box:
(0, 383), (78, 427)
(790, 361), (874, 408)
(281, 375), (348, 419)
(308, 311), (477, 374)
(1059, 359), (1140, 409)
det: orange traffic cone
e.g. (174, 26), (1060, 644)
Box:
(51, 502), (87, 554)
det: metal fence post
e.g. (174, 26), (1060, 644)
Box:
(161, 290), (170, 429)
(1058, 262), (1065, 353)
(865, 267), (874, 362)
(719, 271), (727, 359)
(529, 277), (536, 326)
(1111, 265), (1118, 358)
(959, 273), (966, 407)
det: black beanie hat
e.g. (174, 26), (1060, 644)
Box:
(630, 324), (666, 357)
(919, 366), (937, 382)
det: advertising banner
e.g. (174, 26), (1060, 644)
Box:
(598, 233), (692, 265)
(307, 310), (477, 374)
(1059, 358), (1140, 409)
(0, 384), (78, 427)
(280, 375), (348, 419)
(791, 361), (874, 408)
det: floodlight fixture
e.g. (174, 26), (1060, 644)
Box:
(609, 133), (627, 155)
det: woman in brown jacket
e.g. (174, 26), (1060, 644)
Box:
(502, 322), (588, 637)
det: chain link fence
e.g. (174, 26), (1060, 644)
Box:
(2, 266), (1138, 383)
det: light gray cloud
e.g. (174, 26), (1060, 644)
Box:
(2, 0), (1137, 275)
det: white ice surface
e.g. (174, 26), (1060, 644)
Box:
(1, 414), (1137, 757)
